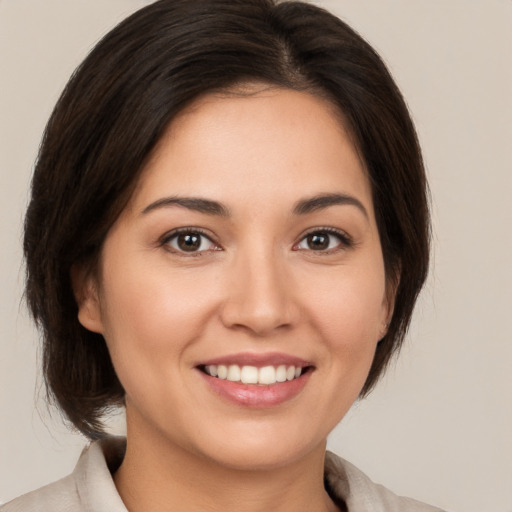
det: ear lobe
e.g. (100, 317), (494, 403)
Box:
(70, 264), (104, 334)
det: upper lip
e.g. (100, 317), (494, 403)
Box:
(197, 352), (313, 368)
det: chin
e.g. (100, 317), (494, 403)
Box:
(202, 442), (320, 472)
(185, 419), (330, 472)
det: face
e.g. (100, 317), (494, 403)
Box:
(78, 87), (391, 470)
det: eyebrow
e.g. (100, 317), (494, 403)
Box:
(293, 193), (369, 219)
(141, 196), (230, 217)
(141, 192), (368, 219)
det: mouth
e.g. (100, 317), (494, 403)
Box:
(196, 354), (314, 407)
(198, 364), (310, 385)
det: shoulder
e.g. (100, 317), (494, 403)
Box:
(0, 437), (127, 512)
(324, 451), (448, 512)
(0, 474), (79, 512)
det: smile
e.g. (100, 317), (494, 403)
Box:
(197, 353), (313, 407)
(203, 364), (303, 385)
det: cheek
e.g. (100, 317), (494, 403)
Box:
(294, 265), (387, 433)
(98, 258), (220, 359)
(96, 264), (216, 410)
(302, 264), (387, 347)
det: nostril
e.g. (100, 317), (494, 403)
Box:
(219, 302), (297, 337)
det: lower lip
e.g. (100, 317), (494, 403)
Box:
(199, 370), (311, 408)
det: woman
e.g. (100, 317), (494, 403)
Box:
(2, 0), (441, 510)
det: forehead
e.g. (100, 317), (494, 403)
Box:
(130, 87), (372, 215)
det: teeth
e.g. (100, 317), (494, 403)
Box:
(206, 365), (218, 377)
(227, 365), (241, 382)
(204, 364), (304, 385)
(259, 365), (276, 385)
(276, 365), (287, 382)
(217, 365), (228, 379)
(240, 365), (258, 384)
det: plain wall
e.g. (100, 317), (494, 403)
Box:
(1, 1), (511, 511)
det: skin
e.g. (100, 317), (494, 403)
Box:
(76, 87), (392, 512)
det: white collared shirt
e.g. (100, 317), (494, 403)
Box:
(0, 437), (447, 512)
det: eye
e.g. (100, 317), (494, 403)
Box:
(163, 229), (219, 254)
(295, 229), (352, 252)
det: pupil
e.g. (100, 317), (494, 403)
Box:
(308, 233), (329, 250)
(178, 233), (201, 251)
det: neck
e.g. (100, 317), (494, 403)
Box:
(114, 422), (339, 512)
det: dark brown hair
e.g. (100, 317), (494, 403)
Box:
(24, 0), (429, 439)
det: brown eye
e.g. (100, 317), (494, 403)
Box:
(177, 233), (202, 251)
(165, 230), (216, 253)
(306, 233), (330, 250)
(296, 229), (351, 252)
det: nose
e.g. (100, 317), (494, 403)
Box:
(219, 248), (299, 337)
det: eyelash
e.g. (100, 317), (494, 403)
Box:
(293, 227), (354, 254)
(160, 227), (220, 256)
(160, 227), (353, 255)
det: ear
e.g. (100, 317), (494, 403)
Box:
(70, 263), (104, 334)
(380, 266), (400, 339)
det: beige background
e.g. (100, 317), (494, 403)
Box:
(1, 1), (511, 510)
